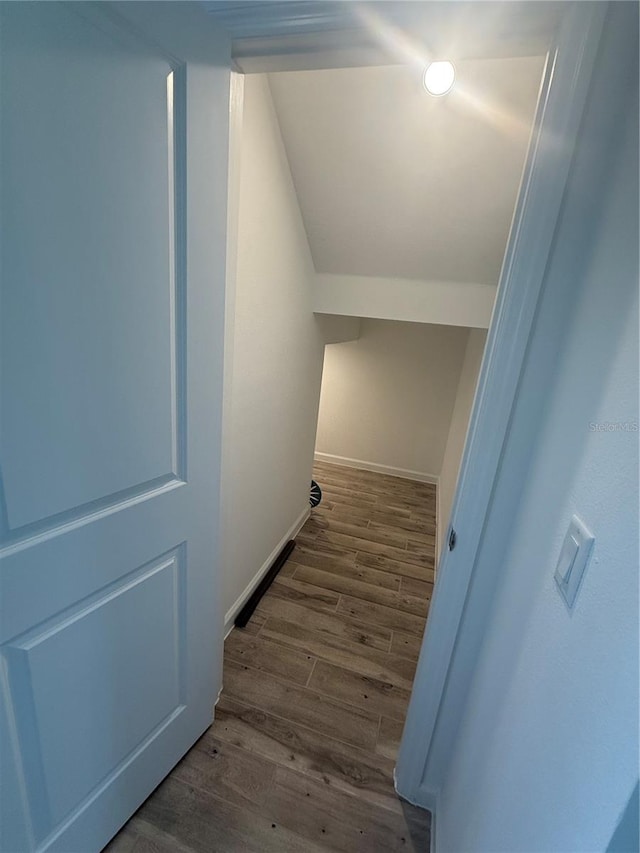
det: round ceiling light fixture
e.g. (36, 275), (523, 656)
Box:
(423, 60), (455, 96)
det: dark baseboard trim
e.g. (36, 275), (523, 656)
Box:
(234, 539), (296, 629)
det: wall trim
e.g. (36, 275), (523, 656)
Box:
(217, 69), (245, 689)
(314, 452), (438, 486)
(394, 0), (608, 809)
(223, 504), (310, 637)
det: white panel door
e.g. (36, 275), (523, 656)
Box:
(0, 4), (230, 850)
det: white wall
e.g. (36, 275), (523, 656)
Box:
(437, 329), (487, 557)
(315, 319), (469, 479)
(313, 274), (495, 329)
(436, 10), (639, 849)
(222, 74), (325, 627)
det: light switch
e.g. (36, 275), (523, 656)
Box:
(554, 515), (595, 609)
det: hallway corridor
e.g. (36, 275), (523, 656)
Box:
(107, 462), (435, 852)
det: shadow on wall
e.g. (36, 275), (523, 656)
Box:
(606, 782), (639, 853)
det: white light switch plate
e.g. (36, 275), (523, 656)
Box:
(554, 515), (595, 609)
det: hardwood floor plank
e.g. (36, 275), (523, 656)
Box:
(310, 507), (371, 529)
(129, 822), (197, 853)
(289, 546), (358, 576)
(102, 827), (139, 853)
(377, 716), (405, 761)
(212, 696), (404, 815)
(318, 498), (337, 510)
(333, 497), (411, 520)
(278, 561), (297, 578)
(316, 479), (389, 500)
(370, 485), (436, 506)
(317, 475), (424, 514)
(320, 492), (384, 512)
(319, 517), (410, 549)
(320, 485), (378, 505)
(400, 576), (435, 599)
(369, 512), (436, 536)
(356, 550), (435, 582)
(407, 509), (438, 525)
(314, 501), (376, 520)
(224, 631), (316, 686)
(308, 659), (412, 722)
(289, 557), (401, 591)
(223, 659), (380, 751)
(316, 474), (430, 503)
(268, 576), (340, 613)
(318, 530), (432, 569)
(173, 731), (276, 809)
(293, 564), (429, 617)
(335, 465), (435, 491)
(242, 612), (267, 635)
(269, 763), (428, 853)
(314, 462), (430, 487)
(367, 520), (435, 548)
(295, 531), (320, 546)
(255, 596), (392, 651)
(132, 776), (328, 853)
(311, 472), (377, 491)
(132, 835), (193, 853)
(338, 595), (427, 637)
(295, 537), (358, 563)
(312, 461), (347, 474)
(378, 505), (434, 521)
(405, 538), (436, 561)
(183, 731), (429, 853)
(390, 630), (424, 660)
(260, 616), (416, 689)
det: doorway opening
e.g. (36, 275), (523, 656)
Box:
(211, 34), (546, 846)
(211, 0), (606, 828)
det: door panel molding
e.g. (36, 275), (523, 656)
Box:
(3, 545), (186, 842)
(0, 3), (188, 533)
(0, 476), (186, 556)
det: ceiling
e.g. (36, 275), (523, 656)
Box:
(205, 3), (561, 71)
(269, 56), (545, 285)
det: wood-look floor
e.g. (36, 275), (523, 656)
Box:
(106, 462), (435, 853)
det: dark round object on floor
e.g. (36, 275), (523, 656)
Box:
(310, 479), (322, 507)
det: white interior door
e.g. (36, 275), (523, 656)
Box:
(0, 4), (230, 851)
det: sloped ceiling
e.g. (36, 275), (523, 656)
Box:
(206, 2), (561, 71)
(269, 56), (544, 286)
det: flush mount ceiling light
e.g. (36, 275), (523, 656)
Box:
(423, 61), (455, 96)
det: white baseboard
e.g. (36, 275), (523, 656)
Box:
(314, 452), (439, 486)
(223, 504), (310, 638)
